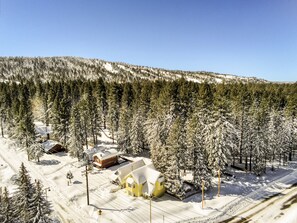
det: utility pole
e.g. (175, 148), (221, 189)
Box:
(150, 196), (152, 223)
(85, 165), (90, 205)
(217, 169), (221, 197)
(201, 179), (205, 209)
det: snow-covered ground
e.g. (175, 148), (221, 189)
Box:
(1, 132), (297, 223)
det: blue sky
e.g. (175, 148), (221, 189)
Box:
(0, 0), (296, 82)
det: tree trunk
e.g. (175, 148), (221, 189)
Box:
(84, 120), (88, 150)
(249, 146), (252, 172)
(0, 115), (4, 138)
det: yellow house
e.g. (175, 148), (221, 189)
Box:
(110, 159), (166, 198)
(125, 163), (166, 198)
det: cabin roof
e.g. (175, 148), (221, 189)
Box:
(42, 140), (61, 153)
(34, 121), (52, 136)
(117, 159), (146, 182)
(130, 164), (161, 185)
(93, 148), (118, 160)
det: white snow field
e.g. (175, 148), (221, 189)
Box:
(1, 132), (297, 223)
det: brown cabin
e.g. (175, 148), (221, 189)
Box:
(42, 140), (65, 154)
(92, 149), (118, 168)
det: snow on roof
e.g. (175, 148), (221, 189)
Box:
(84, 146), (100, 155)
(34, 121), (52, 136)
(130, 164), (161, 185)
(117, 159), (146, 183)
(92, 148), (118, 160)
(42, 140), (61, 153)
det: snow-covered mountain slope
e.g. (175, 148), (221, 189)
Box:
(0, 57), (268, 83)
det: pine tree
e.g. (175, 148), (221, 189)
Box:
(13, 163), (36, 223)
(118, 83), (133, 153)
(207, 84), (238, 174)
(52, 84), (72, 147)
(95, 78), (108, 129)
(0, 187), (15, 223)
(83, 82), (101, 145)
(248, 99), (268, 175)
(128, 82), (149, 155)
(29, 142), (44, 162)
(187, 112), (212, 190)
(164, 117), (187, 196)
(31, 180), (52, 223)
(15, 85), (36, 160)
(68, 103), (84, 160)
(130, 109), (146, 154)
(107, 82), (122, 142)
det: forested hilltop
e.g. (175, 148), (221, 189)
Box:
(0, 76), (296, 198)
(0, 57), (267, 83)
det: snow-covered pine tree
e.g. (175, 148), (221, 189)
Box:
(29, 142), (44, 162)
(68, 103), (84, 160)
(0, 187), (15, 223)
(284, 87), (297, 161)
(31, 180), (52, 223)
(95, 78), (108, 129)
(267, 108), (280, 170)
(51, 85), (72, 148)
(130, 109), (146, 155)
(187, 111), (212, 190)
(146, 81), (175, 171)
(129, 82), (150, 155)
(164, 117), (187, 197)
(83, 83), (101, 145)
(107, 82), (122, 142)
(36, 81), (51, 132)
(231, 83), (252, 164)
(13, 163), (36, 223)
(0, 84), (10, 137)
(79, 98), (91, 150)
(14, 85), (36, 160)
(249, 99), (267, 175)
(118, 83), (133, 153)
(207, 84), (238, 174)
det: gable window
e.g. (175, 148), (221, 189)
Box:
(128, 183), (134, 188)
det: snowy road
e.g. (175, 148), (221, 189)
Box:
(222, 185), (297, 223)
(177, 162), (297, 223)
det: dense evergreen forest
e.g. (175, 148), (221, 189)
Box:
(0, 78), (296, 197)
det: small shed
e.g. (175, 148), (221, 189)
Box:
(83, 146), (99, 161)
(92, 148), (119, 168)
(42, 140), (65, 154)
(34, 121), (52, 141)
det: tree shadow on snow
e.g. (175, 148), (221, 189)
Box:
(73, 180), (82, 184)
(54, 152), (67, 157)
(37, 159), (60, 166)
